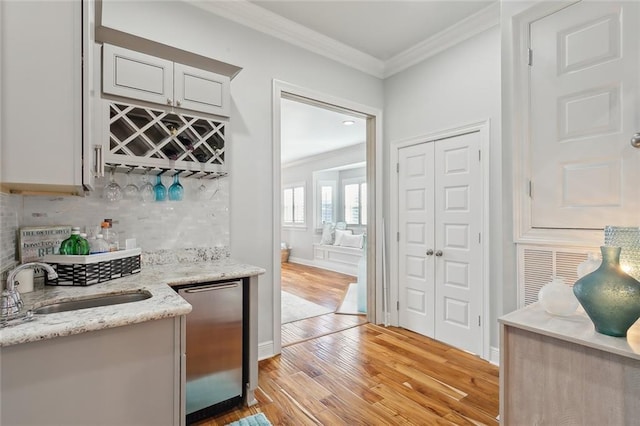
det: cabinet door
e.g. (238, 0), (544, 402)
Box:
(1, 1), (82, 191)
(174, 63), (230, 117)
(102, 44), (174, 107)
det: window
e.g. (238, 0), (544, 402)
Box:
(313, 177), (337, 230)
(283, 184), (305, 226)
(320, 185), (334, 224)
(344, 181), (367, 225)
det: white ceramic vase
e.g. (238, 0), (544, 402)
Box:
(538, 276), (579, 316)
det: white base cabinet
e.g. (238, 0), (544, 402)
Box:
(0, 317), (183, 426)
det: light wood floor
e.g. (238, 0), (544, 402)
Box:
(201, 264), (498, 426)
(203, 323), (499, 425)
(280, 262), (367, 347)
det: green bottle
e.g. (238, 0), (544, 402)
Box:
(59, 227), (90, 255)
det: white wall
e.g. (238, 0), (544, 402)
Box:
(281, 143), (366, 261)
(383, 26), (506, 348)
(101, 1), (384, 351)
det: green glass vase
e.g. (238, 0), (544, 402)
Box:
(573, 246), (640, 337)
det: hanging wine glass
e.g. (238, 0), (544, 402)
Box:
(140, 170), (155, 203)
(211, 176), (221, 201)
(123, 170), (139, 200)
(154, 174), (167, 201)
(168, 172), (184, 201)
(197, 175), (208, 201)
(104, 168), (123, 202)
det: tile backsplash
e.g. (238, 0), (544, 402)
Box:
(1, 192), (21, 272)
(0, 175), (230, 271)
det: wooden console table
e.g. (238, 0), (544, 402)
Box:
(499, 303), (640, 425)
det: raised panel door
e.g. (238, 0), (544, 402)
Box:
(102, 44), (174, 107)
(398, 132), (483, 356)
(434, 131), (482, 355)
(174, 63), (230, 117)
(530, 1), (640, 228)
(398, 142), (435, 337)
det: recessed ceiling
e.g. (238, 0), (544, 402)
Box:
(249, 1), (494, 61)
(280, 98), (366, 164)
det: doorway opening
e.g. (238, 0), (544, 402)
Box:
(272, 81), (382, 353)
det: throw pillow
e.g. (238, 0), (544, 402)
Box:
(339, 233), (364, 249)
(320, 223), (335, 245)
(334, 229), (353, 246)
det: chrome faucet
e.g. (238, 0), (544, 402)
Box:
(1, 262), (58, 321)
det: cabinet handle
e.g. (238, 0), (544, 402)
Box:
(94, 145), (104, 178)
(166, 98), (173, 106)
(183, 283), (239, 293)
(435, 250), (443, 257)
(176, 100), (182, 107)
(426, 249), (434, 256)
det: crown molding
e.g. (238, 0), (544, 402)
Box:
(186, 0), (385, 78)
(186, 0), (499, 80)
(384, 2), (500, 78)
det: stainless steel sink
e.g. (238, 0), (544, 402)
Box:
(33, 291), (152, 314)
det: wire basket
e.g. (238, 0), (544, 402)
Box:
(43, 249), (141, 286)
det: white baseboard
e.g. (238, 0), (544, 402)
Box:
(489, 346), (499, 366)
(288, 256), (357, 276)
(287, 256), (315, 267)
(258, 340), (275, 361)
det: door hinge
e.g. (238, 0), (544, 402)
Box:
(528, 180), (533, 198)
(396, 163), (399, 173)
(397, 301), (400, 311)
(478, 316), (481, 326)
(527, 48), (533, 66)
(397, 232), (400, 242)
(478, 150), (481, 161)
(478, 232), (481, 243)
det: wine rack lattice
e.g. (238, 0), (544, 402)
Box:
(106, 102), (226, 174)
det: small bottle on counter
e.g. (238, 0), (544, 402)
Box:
(89, 234), (110, 254)
(101, 220), (119, 252)
(59, 227), (90, 255)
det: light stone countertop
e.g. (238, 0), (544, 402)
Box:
(499, 302), (640, 361)
(0, 259), (265, 348)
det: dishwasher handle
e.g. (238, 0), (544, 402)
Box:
(183, 282), (240, 293)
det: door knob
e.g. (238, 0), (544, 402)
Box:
(426, 249), (434, 256)
(631, 133), (640, 148)
(435, 250), (443, 257)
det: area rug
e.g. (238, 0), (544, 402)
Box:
(281, 291), (333, 324)
(336, 283), (366, 315)
(226, 413), (271, 426)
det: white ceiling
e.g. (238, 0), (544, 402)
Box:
(280, 98), (366, 164)
(250, 1), (494, 61)
(190, 0), (496, 163)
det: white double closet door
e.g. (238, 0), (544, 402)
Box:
(398, 131), (483, 355)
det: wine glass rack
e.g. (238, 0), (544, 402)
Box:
(104, 102), (227, 178)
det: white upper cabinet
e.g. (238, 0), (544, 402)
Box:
(174, 63), (230, 117)
(102, 44), (174, 107)
(1, 0), (91, 194)
(102, 44), (230, 117)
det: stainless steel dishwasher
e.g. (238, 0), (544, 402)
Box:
(176, 279), (244, 424)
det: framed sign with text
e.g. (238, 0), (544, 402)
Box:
(18, 226), (72, 264)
